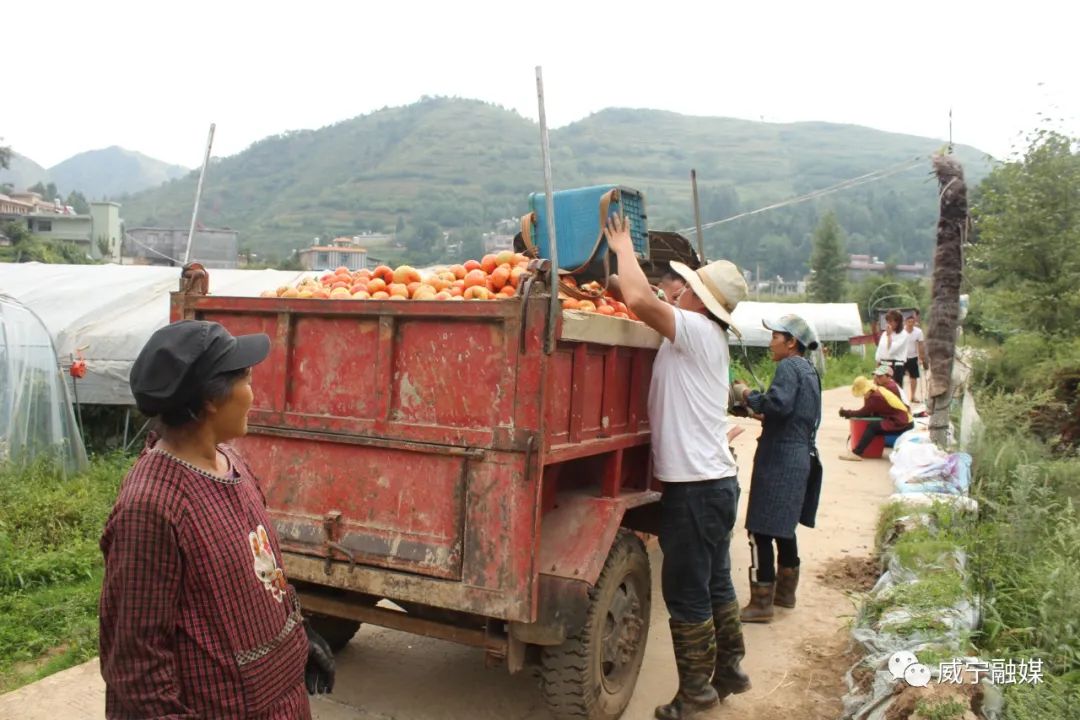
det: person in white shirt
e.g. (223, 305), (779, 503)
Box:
(903, 313), (928, 402)
(874, 309), (909, 387)
(606, 215), (750, 720)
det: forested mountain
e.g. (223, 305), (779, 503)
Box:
(115, 97), (993, 275)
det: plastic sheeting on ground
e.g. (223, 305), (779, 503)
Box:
(888, 429), (972, 495)
(0, 263), (315, 405)
(0, 294), (88, 473)
(729, 301), (864, 347)
(841, 507), (983, 720)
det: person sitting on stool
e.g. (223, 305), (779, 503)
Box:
(873, 364), (910, 407)
(838, 376), (913, 461)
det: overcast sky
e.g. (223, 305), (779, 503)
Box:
(5, 0), (1076, 169)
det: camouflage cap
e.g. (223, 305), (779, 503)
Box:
(762, 314), (820, 350)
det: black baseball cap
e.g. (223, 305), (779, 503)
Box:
(130, 320), (270, 416)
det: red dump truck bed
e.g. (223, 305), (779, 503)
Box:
(171, 268), (663, 719)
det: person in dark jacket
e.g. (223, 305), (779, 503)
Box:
(731, 315), (822, 623)
(838, 375), (914, 461)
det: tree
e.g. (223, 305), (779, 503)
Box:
(0, 139), (10, 170)
(402, 221), (442, 263)
(807, 211), (848, 302)
(0, 222), (94, 264)
(274, 251), (303, 271)
(28, 181), (60, 201)
(926, 153), (967, 448)
(970, 130), (1080, 337)
(66, 190), (90, 214)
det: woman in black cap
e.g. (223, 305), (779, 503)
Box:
(731, 315), (822, 624)
(99, 320), (334, 719)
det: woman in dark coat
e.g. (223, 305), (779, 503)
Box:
(731, 315), (822, 623)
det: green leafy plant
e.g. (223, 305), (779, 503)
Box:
(913, 697), (967, 720)
(0, 455), (129, 691)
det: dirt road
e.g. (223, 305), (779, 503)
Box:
(0, 386), (893, 720)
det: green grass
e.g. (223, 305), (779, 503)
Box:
(731, 344), (875, 392)
(961, 365), (1079, 716)
(999, 673), (1080, 720)
(863, 569), (966, 626)
(866, 412), (1080, 717)
(821, 349), (878, 390)
(914, 698), (968, 720)
(0, 455), (129, 691)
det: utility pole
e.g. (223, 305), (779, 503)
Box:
(184, 123), (216, 265)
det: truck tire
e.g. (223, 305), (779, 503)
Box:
(540, 529), (651, 720)
(305, 614), (361, 653)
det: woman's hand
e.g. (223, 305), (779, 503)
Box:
(731, 380), (750, 405)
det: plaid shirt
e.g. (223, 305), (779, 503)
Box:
(99, 439), (310, 719)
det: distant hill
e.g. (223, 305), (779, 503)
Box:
(48, 146), (189, 198)
(0, 146), (188, 200)
(0, 152), (48, 191)
(115, 98), (995, 276)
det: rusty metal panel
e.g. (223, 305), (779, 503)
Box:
(510, 302), (545, 433)
(299, 592), (495, 649)
(390, 319), (513, 429)
(186, 299), (524, 450)
(195, 311), (281, 413)
(237, 433), (468, 580)
(284, 552), (527, 621)
(545, 351), (574, 446)
(538, 490), (660, 584)
(287, 315), (381, 418)
(460, 451), (539, 620)
(580, 350), (605, 437)
(607, 350), (633, 433)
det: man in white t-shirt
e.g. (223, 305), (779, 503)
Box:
(903, 313), (928, 402)
(606, 215), (750, 720)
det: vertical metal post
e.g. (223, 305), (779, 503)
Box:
(184, 123), (216, 265)
(121, 407), (131, 451)
(536, 67), (560, 353)
(691, 169), (705, 264)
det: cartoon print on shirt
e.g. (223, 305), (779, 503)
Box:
(249, 525), (288, 603)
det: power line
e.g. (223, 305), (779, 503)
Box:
(124, 234), (183, 265)
(678, 156), (927, 235)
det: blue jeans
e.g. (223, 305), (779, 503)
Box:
(658, 477), (739, 623)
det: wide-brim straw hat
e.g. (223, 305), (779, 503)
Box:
(669, 259), (748, 335)
(851, 376), (874, 397)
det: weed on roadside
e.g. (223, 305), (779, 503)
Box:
(0, 455), (129, 691)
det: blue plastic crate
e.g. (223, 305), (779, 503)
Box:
(525, 185), (649, 271)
